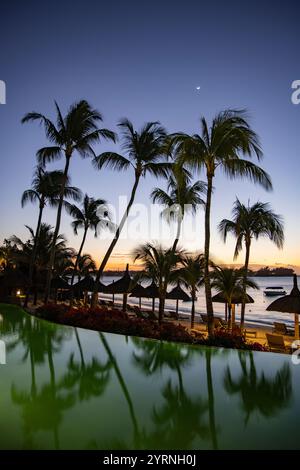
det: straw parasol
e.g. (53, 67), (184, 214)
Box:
(103, 264), (133, 312)
(51, 276), (70, 290)
(129, 283), (148, 309)
(166, 283), (191, 317)
(144, 280), (160, 313)
(212, 291), (254, 323)
(267, 274), (300, 339)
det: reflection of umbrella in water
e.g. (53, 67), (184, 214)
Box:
(103, 264), (133, 312)
(166, 283), (191, 318)
(267, 274), (300, 339)
(129, 283), (148, 309)
(144, 280), (159, 313)
(212, 291), (254, 324)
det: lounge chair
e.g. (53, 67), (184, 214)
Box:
(245, 329), (257, 339)
(266, 333), (290, 353)
(273, 322), (293, 336)
(190, 328), (205, 340)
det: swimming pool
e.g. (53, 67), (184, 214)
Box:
(0, 304), (299, 450)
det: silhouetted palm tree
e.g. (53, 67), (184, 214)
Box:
(21, 166), (81, 306)
(151, 165), (206, 251)
(177, 254), (204, 328)
(211, 266), (258, 325)
(171, 110), (272, 334)
(22, 100), (115, 302)
(133, 243), (183, 323)
(67, 194), (112, 287)
(218, 199), (284, 326)
(92, 119), (170, 306)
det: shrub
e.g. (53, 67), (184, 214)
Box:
(36, 303), (68, 320)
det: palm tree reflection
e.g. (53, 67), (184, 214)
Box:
(224, 352), (292, 424)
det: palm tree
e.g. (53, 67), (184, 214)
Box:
(178, 254), (204, 328)
(22, 100), (115, 302)
(74, 254), (96, 281)
(211, 266), (258, 326)
(10, 223), (75, 304)
(151, 165), (206, 251)
(218, 199), (284, 326)
(91, 119), (170, 306)
(171, 109), (272, 334)
(67, 194), (112, 287)
(133, 243), (183, 323)
(21, 166), (81, 306)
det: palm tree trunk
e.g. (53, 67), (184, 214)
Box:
(158, 296), (165, 324)
(24, 202), (44, 308)
(44, 155), (71, 303)
(172, 219), (182, 252)
(122, 293), (128, 313)
(240, 240), (251, 328)
(71, 227), (88, 286)
(204, 173), (214, 335)
(92, 173), (140, 307)
(190, 292), (195, 329)
(69, 227), (88, 306)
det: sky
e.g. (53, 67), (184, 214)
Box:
(0, 0), (300, 272)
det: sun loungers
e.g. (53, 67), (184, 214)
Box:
(266, 333), (291, 353)
(273, 322), (294, 336)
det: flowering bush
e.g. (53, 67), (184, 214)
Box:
(34, 305), (268, 351)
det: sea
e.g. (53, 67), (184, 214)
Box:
(99, 275), (299, 328)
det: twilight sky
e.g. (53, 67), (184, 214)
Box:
(0, 0), (299, 271)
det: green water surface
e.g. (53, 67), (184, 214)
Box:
(0, 304), (299, 450)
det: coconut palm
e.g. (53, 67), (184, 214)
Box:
(91, 119), (170, 306)
(151, 165), (206, 251)
(177, 254), (205, 328)
(133, 243), (183, 323)
(75, 254), (96, 281)
(10, 224), (75, 303)
(211, 266), (258, 326)
(171, 109), (272, 334)
(21, 166), (81, 306)
(22, 100), (115, 302)
(218, 199), (284, 326)
(67, 194), (112, 287)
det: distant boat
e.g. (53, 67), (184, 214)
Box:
(264, 286), (287, 297)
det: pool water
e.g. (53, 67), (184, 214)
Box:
(0, 304), (299, 450)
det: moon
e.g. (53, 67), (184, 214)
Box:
(196, 86), (201, 91)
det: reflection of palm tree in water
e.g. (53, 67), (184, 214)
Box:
(132, 338), (191, 393)
(11, 322), (74, 449)
(60, 328), (112, 402)
(224, 351), (292, 424)
(205, 349), (218, 450)
(99, 332), (140, 445)
(131, 338), (211, 449)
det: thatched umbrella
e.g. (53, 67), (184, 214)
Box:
(51, 276), (70, 303)
(144, 280), (159, 313)
(72, 275), (106, 306)
(103, 264), (133, 312)
(51, 276), (70, 290)
(267, 274), (300, 339)
(166, 283), (191, 318)
(129, 283), (148, 309)
(212, 291), (254, 324)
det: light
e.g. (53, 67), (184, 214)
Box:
(16, 290), (21, 296)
